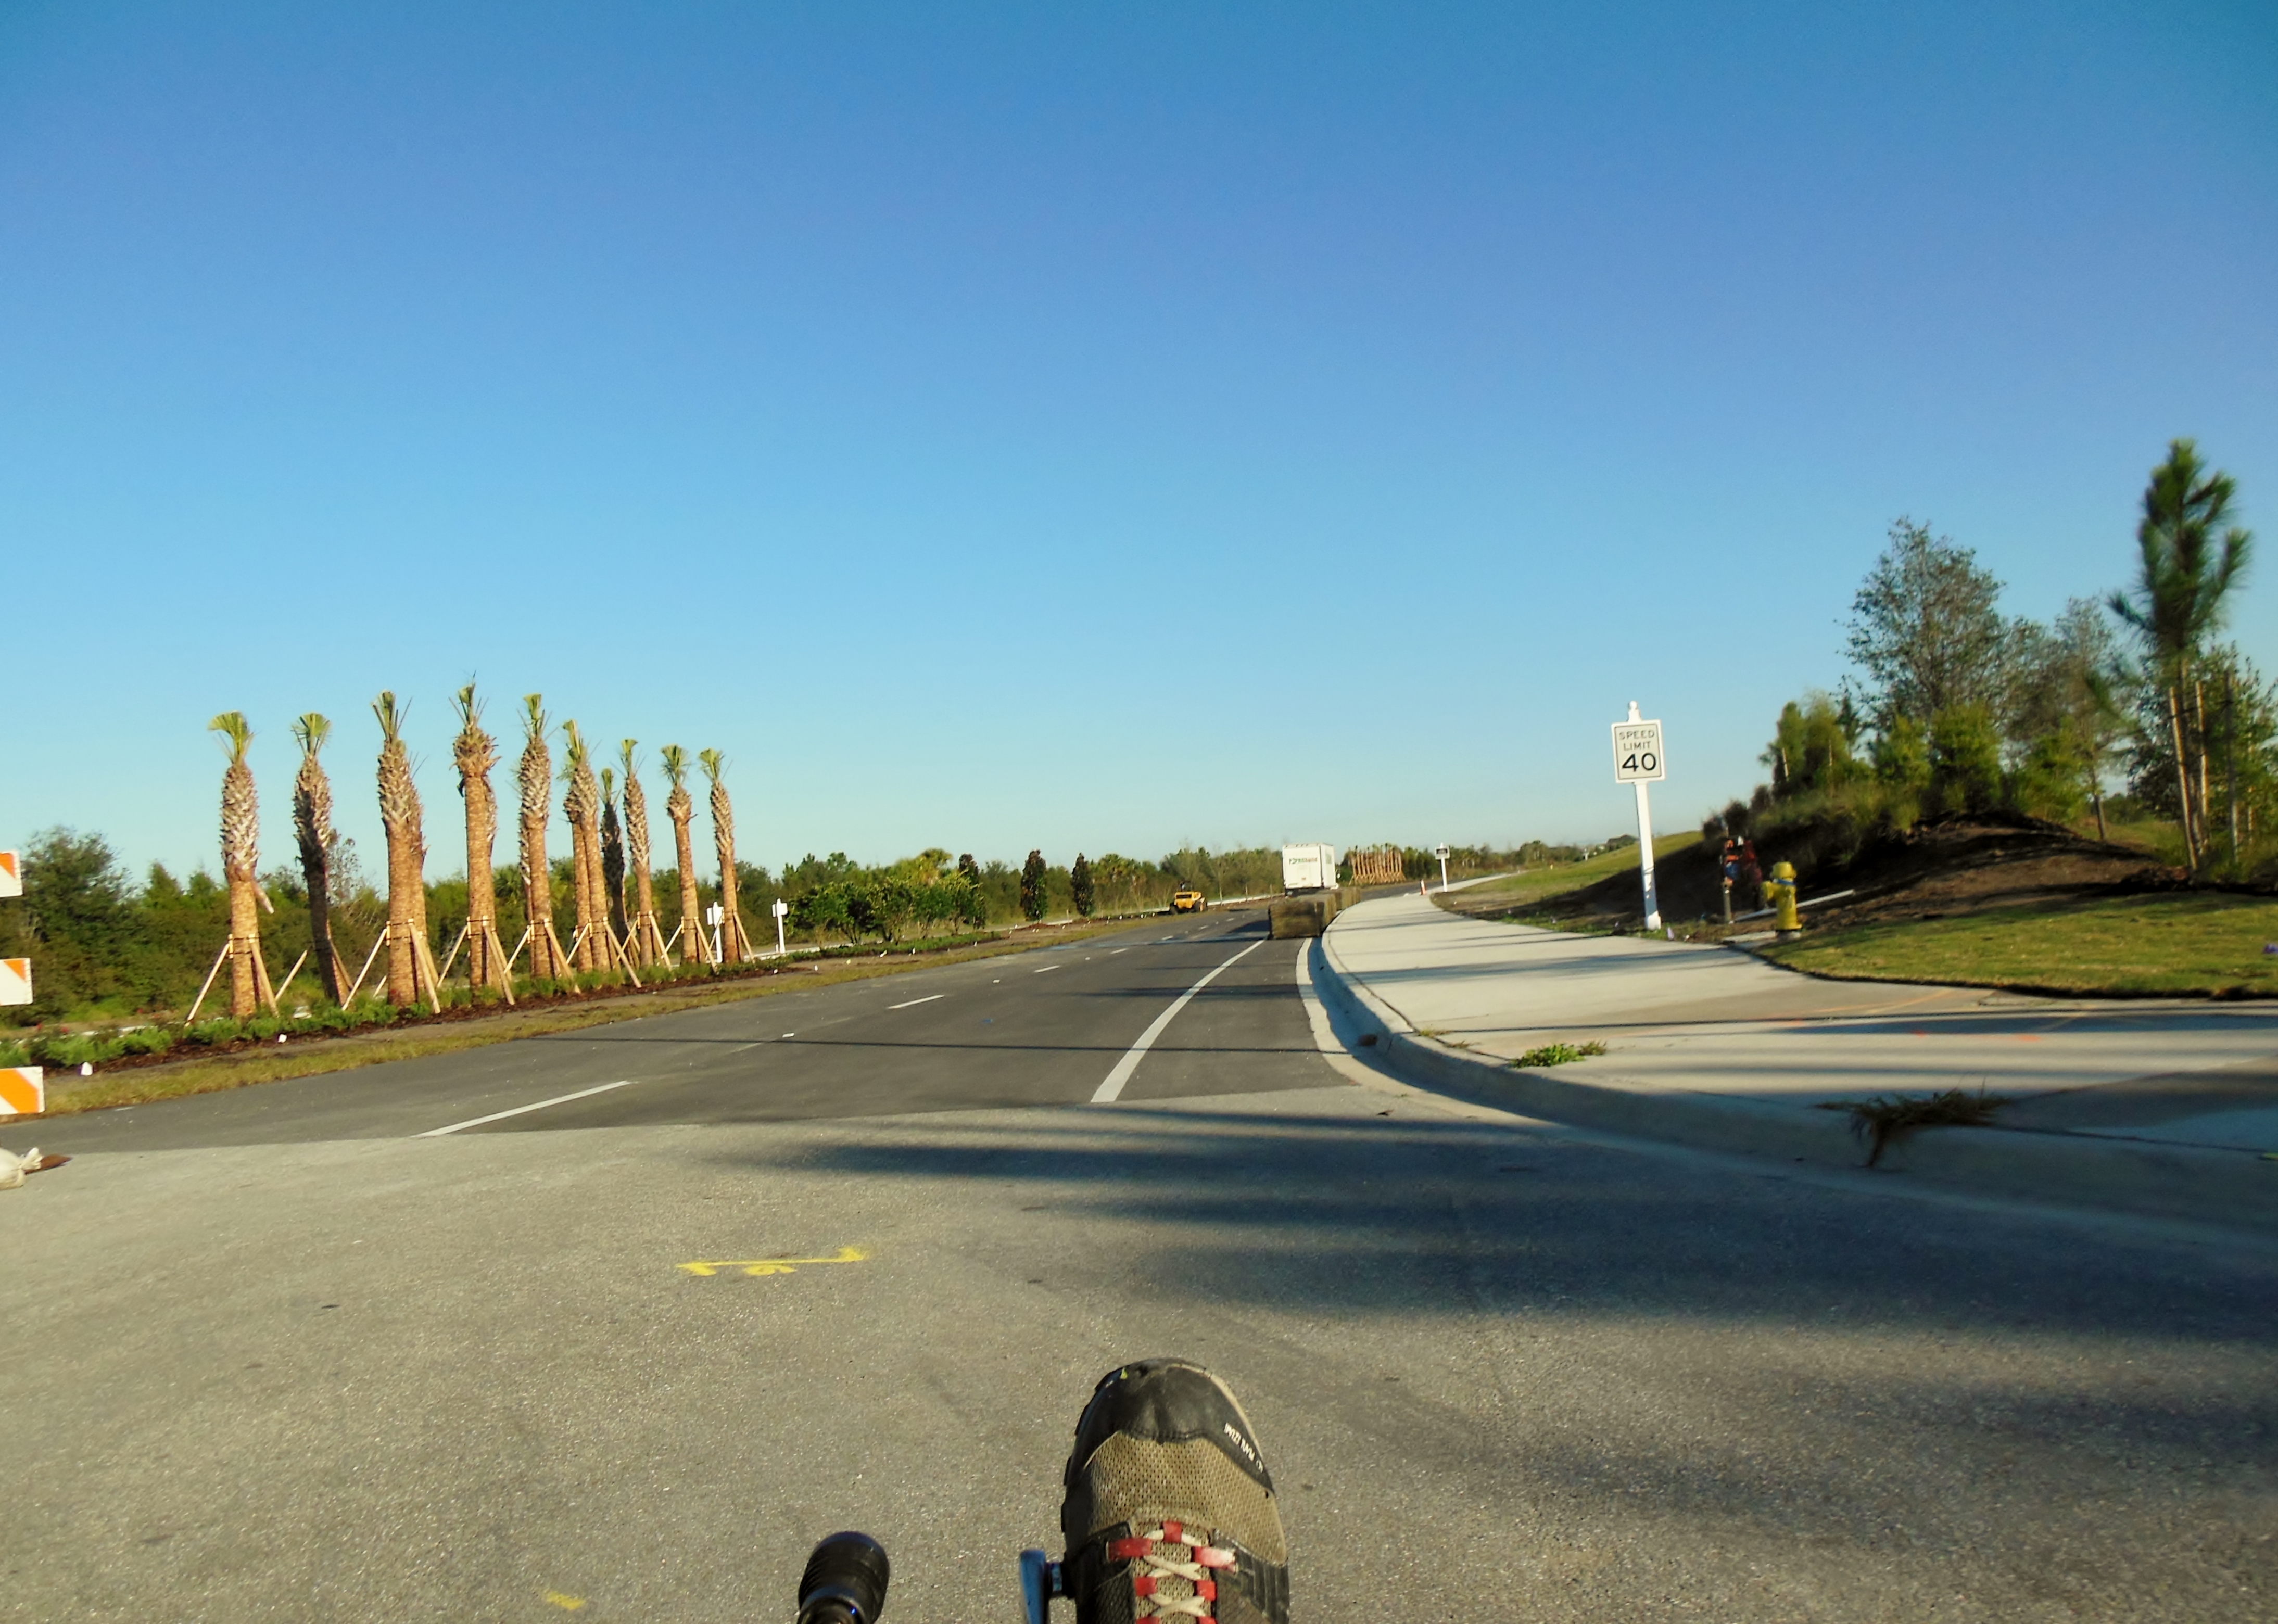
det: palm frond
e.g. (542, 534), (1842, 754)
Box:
(208, 710), (253, 763)
(372, 691), (408, 745)
(292, 712), (331, 756)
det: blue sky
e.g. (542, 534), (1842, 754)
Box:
(3, 2), (2273, 881)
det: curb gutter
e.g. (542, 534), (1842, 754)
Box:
(1313, 923), (2278, 1235)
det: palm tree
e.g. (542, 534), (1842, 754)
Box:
(600, 766), (630, 943)
(560, 720), (608, 972)
(2110, 439), (2255, 867)
(290, 713), (346, 1003)
(701, 748), (753, 961)
(372, 691), (434, 1008)
(517, 695), (571, 982)
(619, 740), (670, 966)
(661, 744), (712, 965)
(208, 711), (277, 1018)
(451, 684), (512, 999)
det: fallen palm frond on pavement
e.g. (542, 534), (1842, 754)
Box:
(1821, 1087), (2014, 1165)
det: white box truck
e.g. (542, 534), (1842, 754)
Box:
(1281, 843), (1338, 894)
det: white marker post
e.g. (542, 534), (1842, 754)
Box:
(1433, 843), (1451, 893)
(771, 897), (789, 956)
(1610, 702), (1666, 931)
(705, 903), (726, 966)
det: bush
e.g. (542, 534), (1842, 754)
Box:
(1928, 705), (2004, 813)
(2010, 731), (2087, 822)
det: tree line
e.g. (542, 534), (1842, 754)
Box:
(1724, 439), (2262, 874)
(0, 813), (1307, 1023)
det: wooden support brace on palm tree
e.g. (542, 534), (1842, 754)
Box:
(438, 919), (518, 1006)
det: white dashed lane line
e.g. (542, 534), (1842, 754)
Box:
(888, 994), (945, 1009)
(417, 1079), (641, 1138)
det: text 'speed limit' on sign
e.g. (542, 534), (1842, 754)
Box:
(1611, 720), (1666, 783)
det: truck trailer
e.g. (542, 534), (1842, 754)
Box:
(1280, 843), (1338, 894)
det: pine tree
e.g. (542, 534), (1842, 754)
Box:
(1019, 849), (1048, 922)
(1070, 853), (1095, 918)
(600, 766), (629, 941)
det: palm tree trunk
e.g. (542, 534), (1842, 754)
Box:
(518, 700), (570, 984)
(453, 690), (509, 996)
(223, 790), (262, 1018)
(374, 695), (426, 1007)
(709, 775), (749, 961)
(621, 750), (668, 966)
(669, 786), (711, 966)
(562, 727), (605, 973)
(290, 717), (345, 1004)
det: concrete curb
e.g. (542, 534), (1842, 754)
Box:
(1314, 920), (2278, 1234)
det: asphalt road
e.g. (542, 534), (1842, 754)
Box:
(34, 911), (1314, 1152)
(6, 906), (2276, 1622)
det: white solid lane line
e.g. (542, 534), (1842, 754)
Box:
(417, 1079), (640, 1138)
(1092, 939), (1267, 1104)
(888, 994), (945, 1009)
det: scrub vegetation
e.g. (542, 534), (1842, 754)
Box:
(1452, 441), (2277, 1000)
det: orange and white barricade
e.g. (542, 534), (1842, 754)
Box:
(0, 1066), (41, 1117)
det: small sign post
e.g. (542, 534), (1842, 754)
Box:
(705, 903), (726, 967)
(1432, 844), (1451, 893)
(1610, 702), (1666, 931)
(771, 897), (789, 956)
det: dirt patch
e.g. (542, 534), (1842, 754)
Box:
(1442, 811), (2190, 934)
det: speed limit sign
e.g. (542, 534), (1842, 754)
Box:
(1612, 719), (1666, 783)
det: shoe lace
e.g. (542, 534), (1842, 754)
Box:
(1105, 1522), (1238, 1622)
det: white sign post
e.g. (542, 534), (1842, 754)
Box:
(705, 903), (726, 966)
(1610, 702), (1666, 931)
(1433, 844), (1451, 893)
(771, 897), (789, 956)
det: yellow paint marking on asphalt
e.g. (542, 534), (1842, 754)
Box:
(678, 1245), (869, 1278)
(545, 1593), (587, 1611)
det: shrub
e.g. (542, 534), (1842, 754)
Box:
(2010, 731), (2087, 822)
(1928, 705), (2003, 813)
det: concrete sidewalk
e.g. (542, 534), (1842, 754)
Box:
(1315, 893), (2278, 1228)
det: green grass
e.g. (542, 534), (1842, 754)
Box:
(1511, 1041), (1608, 1068)
(1440, 835), (1695, 912)
(1764, 891), (2278, 998)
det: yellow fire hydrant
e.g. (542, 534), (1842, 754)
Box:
(1769, 860), (1801, 934)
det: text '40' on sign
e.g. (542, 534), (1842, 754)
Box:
(1611, 720), (1666, 783)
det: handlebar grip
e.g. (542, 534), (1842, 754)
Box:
(796, 1532), (891, 1624)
